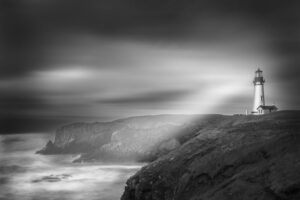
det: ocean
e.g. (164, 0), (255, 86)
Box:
(0, 133), (142, 200)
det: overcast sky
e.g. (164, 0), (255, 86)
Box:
(1, 0), (299, 133)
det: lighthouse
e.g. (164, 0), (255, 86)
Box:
(252, 68), (265, 115)
(251, 68), (278, 115)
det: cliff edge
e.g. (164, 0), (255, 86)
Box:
(37, 115), (198, 162)
(121, 111), (300, 200)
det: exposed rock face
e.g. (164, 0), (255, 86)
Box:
(37, 122), (114, 154)
(37, 115), (196, 162)
(121, 111), (300, 200)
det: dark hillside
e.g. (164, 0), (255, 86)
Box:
(121, 111), (300, 200)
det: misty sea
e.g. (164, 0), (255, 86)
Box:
(0, 133), (142, 200)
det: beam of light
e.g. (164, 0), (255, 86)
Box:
(177, 83), (247, 115)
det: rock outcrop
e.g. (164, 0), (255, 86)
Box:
(37, 122), (114, 154)
(121, 111), (300, 200)
(37, 115), (198, 162)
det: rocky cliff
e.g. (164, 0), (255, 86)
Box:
(37, 115), (198, 162)
(121, 111), (300, 200)
(37, 122), (115, 154)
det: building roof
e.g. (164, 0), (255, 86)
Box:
(257, 105), (278, 110)
(255, 68), (262, 73)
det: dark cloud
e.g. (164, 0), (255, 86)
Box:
(0, 0), (300, 133)
(97, 89), (193, 105)
(1, 0), (299, 77)
(0, 115), (100, 134)
(0, 95), (47, 112)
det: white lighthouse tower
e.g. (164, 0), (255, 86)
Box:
(252, 68), (265, 115)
